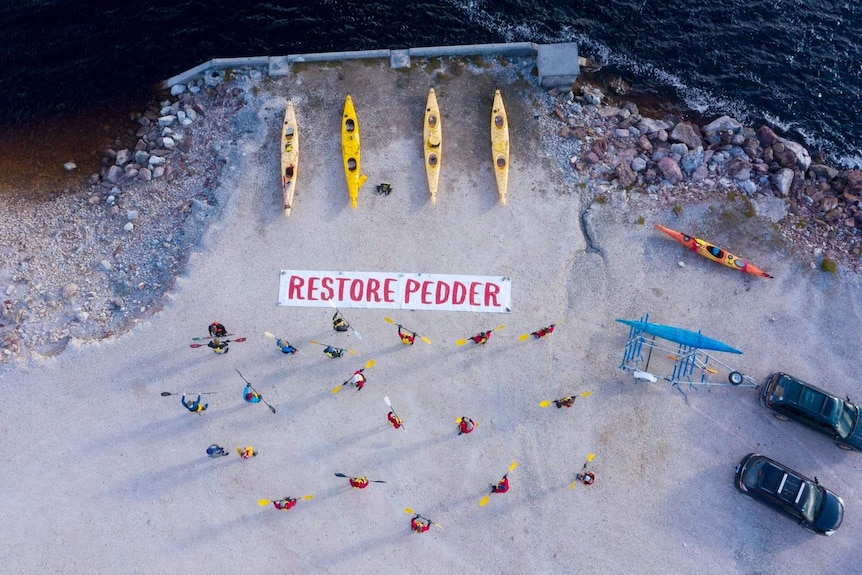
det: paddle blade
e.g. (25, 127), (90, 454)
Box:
(161, 391), (173, 397)
(264, 331), (275, 339)
(383, 317), (395, 324)
(420, 336), (432, 345)
(384, 396), (392, 407)
(348, 349), (359, 356)
(365, 359), (376, 369)
(403, 507), (415, 515)
(509, 461), (519, 472)
(580, 391), (593, 398)
(538, 400), (552, 408)
(268, 404), (277, 414)
(189, 343), (203, 348)
(334, 473), (348, 478)
(233, 337), (247, 342)
(587, 453), (595, 462)
(432, 522), (444, 530)
(302, 494), (314, 500)
(518, 333), (530, 341)
(455, 339), (468, 346)
(494, 324), (506, 332)
(353, 330), (362, 340)
(455, 417), (462, 424)
(310, 340), (322, 346)
(331, 385), (343, 395)
(258, 499), (271, 506)
(479, 494), (491, 507)
(569, 481), (578, 490)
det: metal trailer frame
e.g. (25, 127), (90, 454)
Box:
(618, 313), (759, 399)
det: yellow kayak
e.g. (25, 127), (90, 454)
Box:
(423, 88), (442, 204)
(280, 101), (298, 216)
(490, 89), (509, 206)
(341, 94), (367, 209)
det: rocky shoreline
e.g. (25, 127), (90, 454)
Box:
(0, 61), (858, 370)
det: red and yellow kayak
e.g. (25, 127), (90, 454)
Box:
(655, 224), (773, 278)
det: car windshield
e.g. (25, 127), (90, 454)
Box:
(836, 402), (858, 439)
(803, 484), (825, 522)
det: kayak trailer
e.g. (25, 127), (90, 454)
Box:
(617, 314), (758, 399)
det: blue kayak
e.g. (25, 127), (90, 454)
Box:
(615, 318), (742, 355)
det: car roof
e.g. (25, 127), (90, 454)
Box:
(759, 460), (806, 508)
(773, 374), (843, 422)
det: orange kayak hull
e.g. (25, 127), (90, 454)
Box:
(655, 224), (772, 278)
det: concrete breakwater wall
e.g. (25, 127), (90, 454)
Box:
(157, 42), (579, 91)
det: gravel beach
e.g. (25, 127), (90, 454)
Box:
(0, 55), (860, 574)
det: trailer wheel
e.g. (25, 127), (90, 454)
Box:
(729, 371), (744, 386)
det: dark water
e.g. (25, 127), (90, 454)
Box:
(1, 0), (860, 192)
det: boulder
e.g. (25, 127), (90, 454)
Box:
(772, 168), (794, 196)
(742, 137), (761, 159)
(778, 138), (811, 172)
(702, 115), (742, 135)
(158, 115), (176, 127)
(115, 149), (132, 166)
(725, 157), (751, 181)
(670, 121), (703, 150)
(808, 163), (838, 181)
(637, 118), (672, 135)
(680, 146), (704, 174)
(616, 162), (637, 188)
(756, 125), (780, 146)
(657, 156), (684, 184)
(105, 165), (124, 184)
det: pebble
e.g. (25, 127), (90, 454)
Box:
(124, 222), (134, 232)
(64, 162), (77, 171)
(126, 210), (139, 221)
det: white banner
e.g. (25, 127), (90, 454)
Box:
(278, 270), (511, 313)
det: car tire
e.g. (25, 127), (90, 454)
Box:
(773, 413), (790, 421)
(836, 442), (855, 452)
(729, 371), (744, 386)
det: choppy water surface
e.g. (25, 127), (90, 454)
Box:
(1, 0), (860, 194)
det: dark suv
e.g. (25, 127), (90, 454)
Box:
(735, 453), (844, 536)
(759, 372), (862, 451)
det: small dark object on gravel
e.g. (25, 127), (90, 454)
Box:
(376, 182), (392, 196)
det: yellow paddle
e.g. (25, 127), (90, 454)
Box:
(456, 325), (505, 346)
(332, 359), (376, 394)
(539, 391), (592, 408)
(569, 453), (596, 489)
(383, 317), (432, 344)
(257, 494), (314, 506)
(479, 461), (518, 507)
(310, 340), (358, 356)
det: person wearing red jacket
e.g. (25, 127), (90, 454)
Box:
(411, 516), (431, 533)
(492, 476), (510, 494)
(398, 325), (416, 345)
(349, 369), (367, 391)
(273, 497), (297, 511)
(349, 476), (370, 489)
(458, 417), (475, 435)
(469, 330), (492, 345)
(531, 324), (555, 338)
(208, 322), (228, 338)
(387, 411), (403, 429)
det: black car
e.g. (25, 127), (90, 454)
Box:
(735, 453), (844, 536)
(759, 372), (862, 451)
